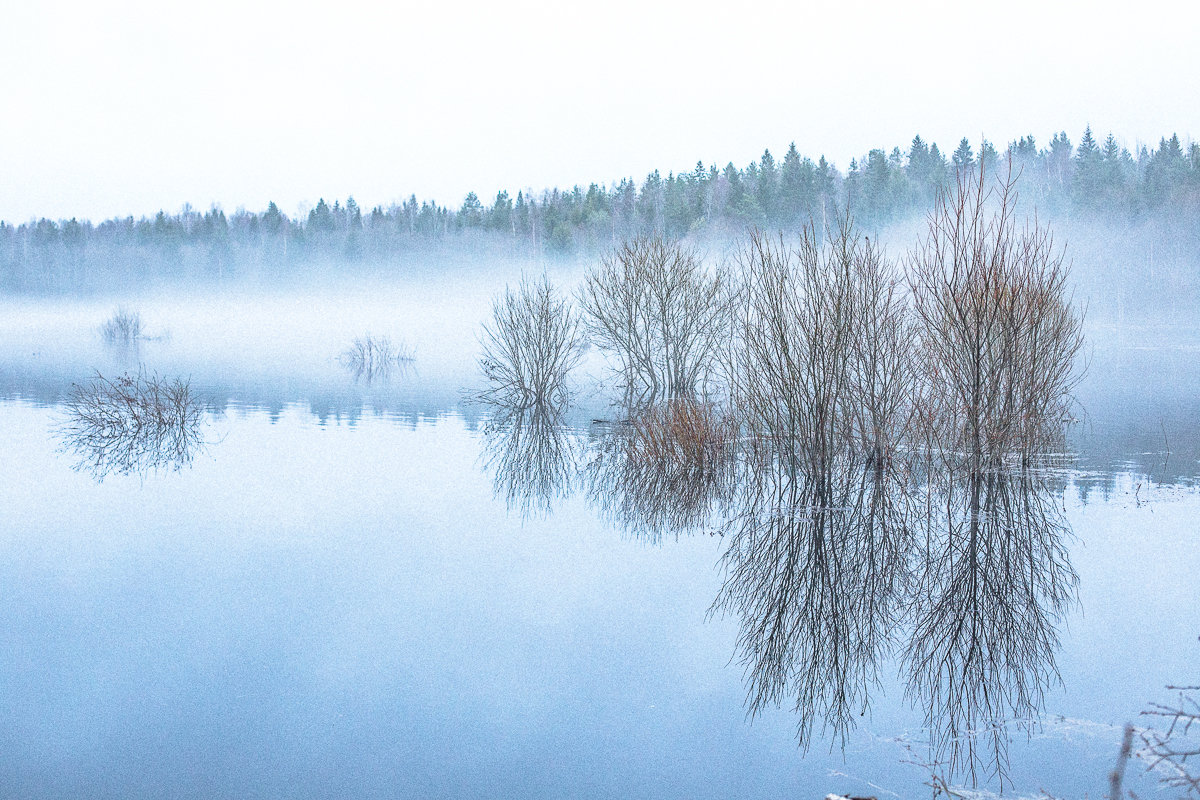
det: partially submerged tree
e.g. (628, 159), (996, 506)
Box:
(99, 307), (143, 344)
(579, 235), (727, 405)
(725, 219), (916, 472)
(477, 274), (583, 410)
(339, 334), (414, 383)
(907, 163), (1085, 468)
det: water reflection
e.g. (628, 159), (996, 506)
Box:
(584, 400), (738, 542)
(480, 403), (578, 518)
(904, 461), (1076, 786)
(58, 371), (207, 479)
(339, 335), (416, 384)
(713, 452), (914, 750)
(478, 401), (1078, 787)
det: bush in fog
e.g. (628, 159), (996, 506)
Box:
(339, 334), (414, 381)
(726, 220), (916, 468)
(907, 164), (1085, 465)
(99, 308), (143, 344)
(60, 370), (205, 478)
(477, 275), (583, 410)
(579, 235), (727, 404)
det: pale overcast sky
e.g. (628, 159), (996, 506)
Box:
(1, 0), (1196, 222)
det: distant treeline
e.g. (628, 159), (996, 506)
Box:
(2, 128), (1198, 291)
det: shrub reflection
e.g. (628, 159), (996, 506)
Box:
(59, 370), (206, 480)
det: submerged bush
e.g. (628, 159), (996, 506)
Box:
(99, 308), (143, 344)
(727, 221), (916, 470)
(477, 274), (583, 410)
(585, 399), (739, 541)
(622, 397), (738, 471)
(580, 235), (727, 404)
(907, 165), (1085, 466)
(340, 334), (414, 381)
(60, 370), (205, 479)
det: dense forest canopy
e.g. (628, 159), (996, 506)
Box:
(2, 128), (1198, 299)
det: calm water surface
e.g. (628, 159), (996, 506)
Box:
(1, 291), (1197, 799)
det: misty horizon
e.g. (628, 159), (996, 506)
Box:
(2, 127), (1196, 226)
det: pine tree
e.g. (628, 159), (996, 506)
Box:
(459, 192), (484, 227)
(907, 135), (932, 200)
(1048, 132), (1073, 196)
(489, 190), (513, 233)
(780, 143), (805, 229)
(308, 199), (335, 234)
(1098, 133), (1131, 211)
(952, 138), (974, 173)
(1072, 126), (1102, 209)
(757, 149), (779, 224)
(638, 170), (664, 232)
(978, 139), (999, 175)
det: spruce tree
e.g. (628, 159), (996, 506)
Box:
(952, 138), (974, 172)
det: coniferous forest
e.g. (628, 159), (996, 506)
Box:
(3, 128), (1198, 299)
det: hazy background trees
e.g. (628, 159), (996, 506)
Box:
(3, 128), (1197, 322)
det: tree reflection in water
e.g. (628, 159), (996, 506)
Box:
(904, 460), (1076, 786)
(713, 450), (915, 751)
(584, 399), (738, 543)
(479, 406), (1077, 787)
(480, 403), (579, 519)
(474, 165), (1085, 788)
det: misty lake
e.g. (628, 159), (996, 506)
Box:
(1, 280), (1197, 800)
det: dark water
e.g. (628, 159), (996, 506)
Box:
(0, 293), (1197, 799)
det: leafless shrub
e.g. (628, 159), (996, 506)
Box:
(726, 220), (916, 471)
(622, 398), (738, 471)
(1138, 686), (1200, 797)
(99, 307), (143, 344)
(843, 232), (920, 464)
(340, 334), (414, 382)
(580, 235), (727, 404)
(477, 275), (583, 410)
(585, 398), (739, 540)
(726, 227), (853, 473)
(60, 370), (206, 479)
(906, 163), (1085, 467)
(480, 404), (579, 518)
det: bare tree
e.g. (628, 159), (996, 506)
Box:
(907, 163), (1085, 468)
(1139, 686), (1200, 797)
(844, 230), (919, 465)
(477, 274), (583, 410)
(726, 220), (915, 474)
(579, 235), (727, 405)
